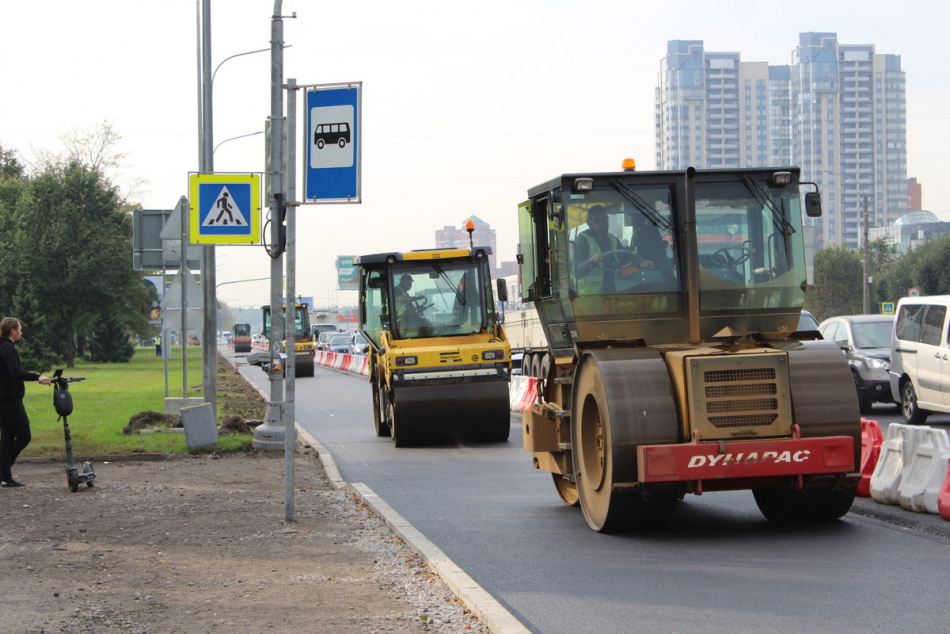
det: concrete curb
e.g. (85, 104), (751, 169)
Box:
(242, 366), (531, 633)
(294, 426), (530, 634)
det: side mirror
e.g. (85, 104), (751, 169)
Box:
(496, 278), (508, 303)
(805, 192), (822, 218)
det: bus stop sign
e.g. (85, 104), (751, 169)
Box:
(305, 83), (361, 203)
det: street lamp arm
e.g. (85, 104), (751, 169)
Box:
(213, 131), (264, 155)
(212, 45), (292, 85)
(216, 277), (270, 290)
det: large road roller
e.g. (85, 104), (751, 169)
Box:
(518, 162), (861, 531)
(356, 245), (511, 447)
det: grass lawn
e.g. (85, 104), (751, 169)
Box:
(21, 346), (263, 457)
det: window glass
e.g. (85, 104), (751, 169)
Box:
(895, 304), (925, 342)
(920, 305), (946, 346)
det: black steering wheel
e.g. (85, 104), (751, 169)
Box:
(405, 296), (429, 314)
(710, 245), (751, 267)
(598, 249), (638, 268)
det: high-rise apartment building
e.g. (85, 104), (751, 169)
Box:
(656, 34), (907, 250)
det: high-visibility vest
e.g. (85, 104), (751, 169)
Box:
(576, 230), (622, 294)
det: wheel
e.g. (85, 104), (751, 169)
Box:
(371, 372), (391, 437)
(853, 371), (872, 415)
(710, 245), (751, 267)
(598, 249), (638, 268)
(338, 138), (346, 148)
(552, 473), (579, 507)
(753, 485), (856, 523)
(571, 350), (678, 532)
(317, 139), (325, 149)
(66, 467), (79, 493)
(390, 400), (417, 448)
(901, 380), (929, 424)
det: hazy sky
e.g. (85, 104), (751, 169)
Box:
(3, 0), (947, 309)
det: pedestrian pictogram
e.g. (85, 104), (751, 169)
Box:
(202, 187), (248, 227)
(188, 173), (261, 245)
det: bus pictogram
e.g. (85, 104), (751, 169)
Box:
(314, 122), (350, 149)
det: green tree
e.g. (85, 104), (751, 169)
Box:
(88, 313), (135, 362)
(10, 160), (145, 367)
(804, 244), (863, 321)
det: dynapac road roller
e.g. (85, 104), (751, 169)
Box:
(518, 163), (861, 531)
(356, 245), (511, 446)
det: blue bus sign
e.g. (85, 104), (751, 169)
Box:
(305, 83), (361, 203)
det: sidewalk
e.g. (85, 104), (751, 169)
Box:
(1, 451), (489, 634)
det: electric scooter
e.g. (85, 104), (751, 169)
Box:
(52, 369), (94, 492)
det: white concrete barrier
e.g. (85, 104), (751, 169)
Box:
(870, 423), (918, 505)
(898, 427), (950, 514)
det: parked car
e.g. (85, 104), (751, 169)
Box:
(348, 332), (368, 356)
(326, 333), (351, 354)
(818, 314), (896, 414)
(890, 295), (950, 424)
(798, 309), (820, 331)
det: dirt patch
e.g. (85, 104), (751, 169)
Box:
(2, 451), (489, 633)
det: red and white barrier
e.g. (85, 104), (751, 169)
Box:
(858, 418), (884, 497)
(520, 377), (539, 412)
(938, 457), (950, 521)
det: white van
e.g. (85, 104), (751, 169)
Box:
(890, 295), (950, 423)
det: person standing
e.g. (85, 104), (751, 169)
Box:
(0, 318), (51, 488)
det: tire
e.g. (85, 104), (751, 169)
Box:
(753, 485), (856, 523)
(67, 468), (79, 493)
(317, 139), (325, 149)
(338, 138), (346, 148)
(390, 400), (417, 448)
(852, 371), (872, 415)
(901, 380), (929, 425)
(553, 473), (580, 507)
(572, 351), (678, 532)
(371, 373), (391, 437)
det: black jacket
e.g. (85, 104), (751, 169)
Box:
(0, 336), (40, 403)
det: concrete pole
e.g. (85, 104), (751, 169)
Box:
(200, 0), (218, 416)
(268, 1), (291, 520)
(863, 195), (871, 314)
(285, 78), (297, 519)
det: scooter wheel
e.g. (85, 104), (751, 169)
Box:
(67, 468), (79, 493)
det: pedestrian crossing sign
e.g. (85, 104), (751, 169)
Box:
(188, 173), (261, 245)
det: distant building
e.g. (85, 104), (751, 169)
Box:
(656, 33), (908, 251)
(434, 216), (517, 278)
(908, 177), (922, 212)
(869, 210), (950, 253)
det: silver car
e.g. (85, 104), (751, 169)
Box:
(818, 314), (896, 414)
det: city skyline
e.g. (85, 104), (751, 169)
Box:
(2, 1), (947, 307)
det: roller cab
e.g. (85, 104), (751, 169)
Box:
(356, 246), (511, 446)
(518, 164), (860, 531)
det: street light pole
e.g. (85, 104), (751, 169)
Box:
(817, 170), (871, 314)
(862, 195), (870, 314)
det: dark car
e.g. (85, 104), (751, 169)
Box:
(818, 314), (896, 414)
(326, 333), (351, 354)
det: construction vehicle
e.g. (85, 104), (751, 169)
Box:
(518, 163), (861, 531)
(356, 242), (511, 446)
(231, 323), (252, 353)
(251, 301), (315, 377)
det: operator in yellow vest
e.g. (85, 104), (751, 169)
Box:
(574, 205), (626, 294)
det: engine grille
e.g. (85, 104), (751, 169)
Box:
(687, 353), (792, 440)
